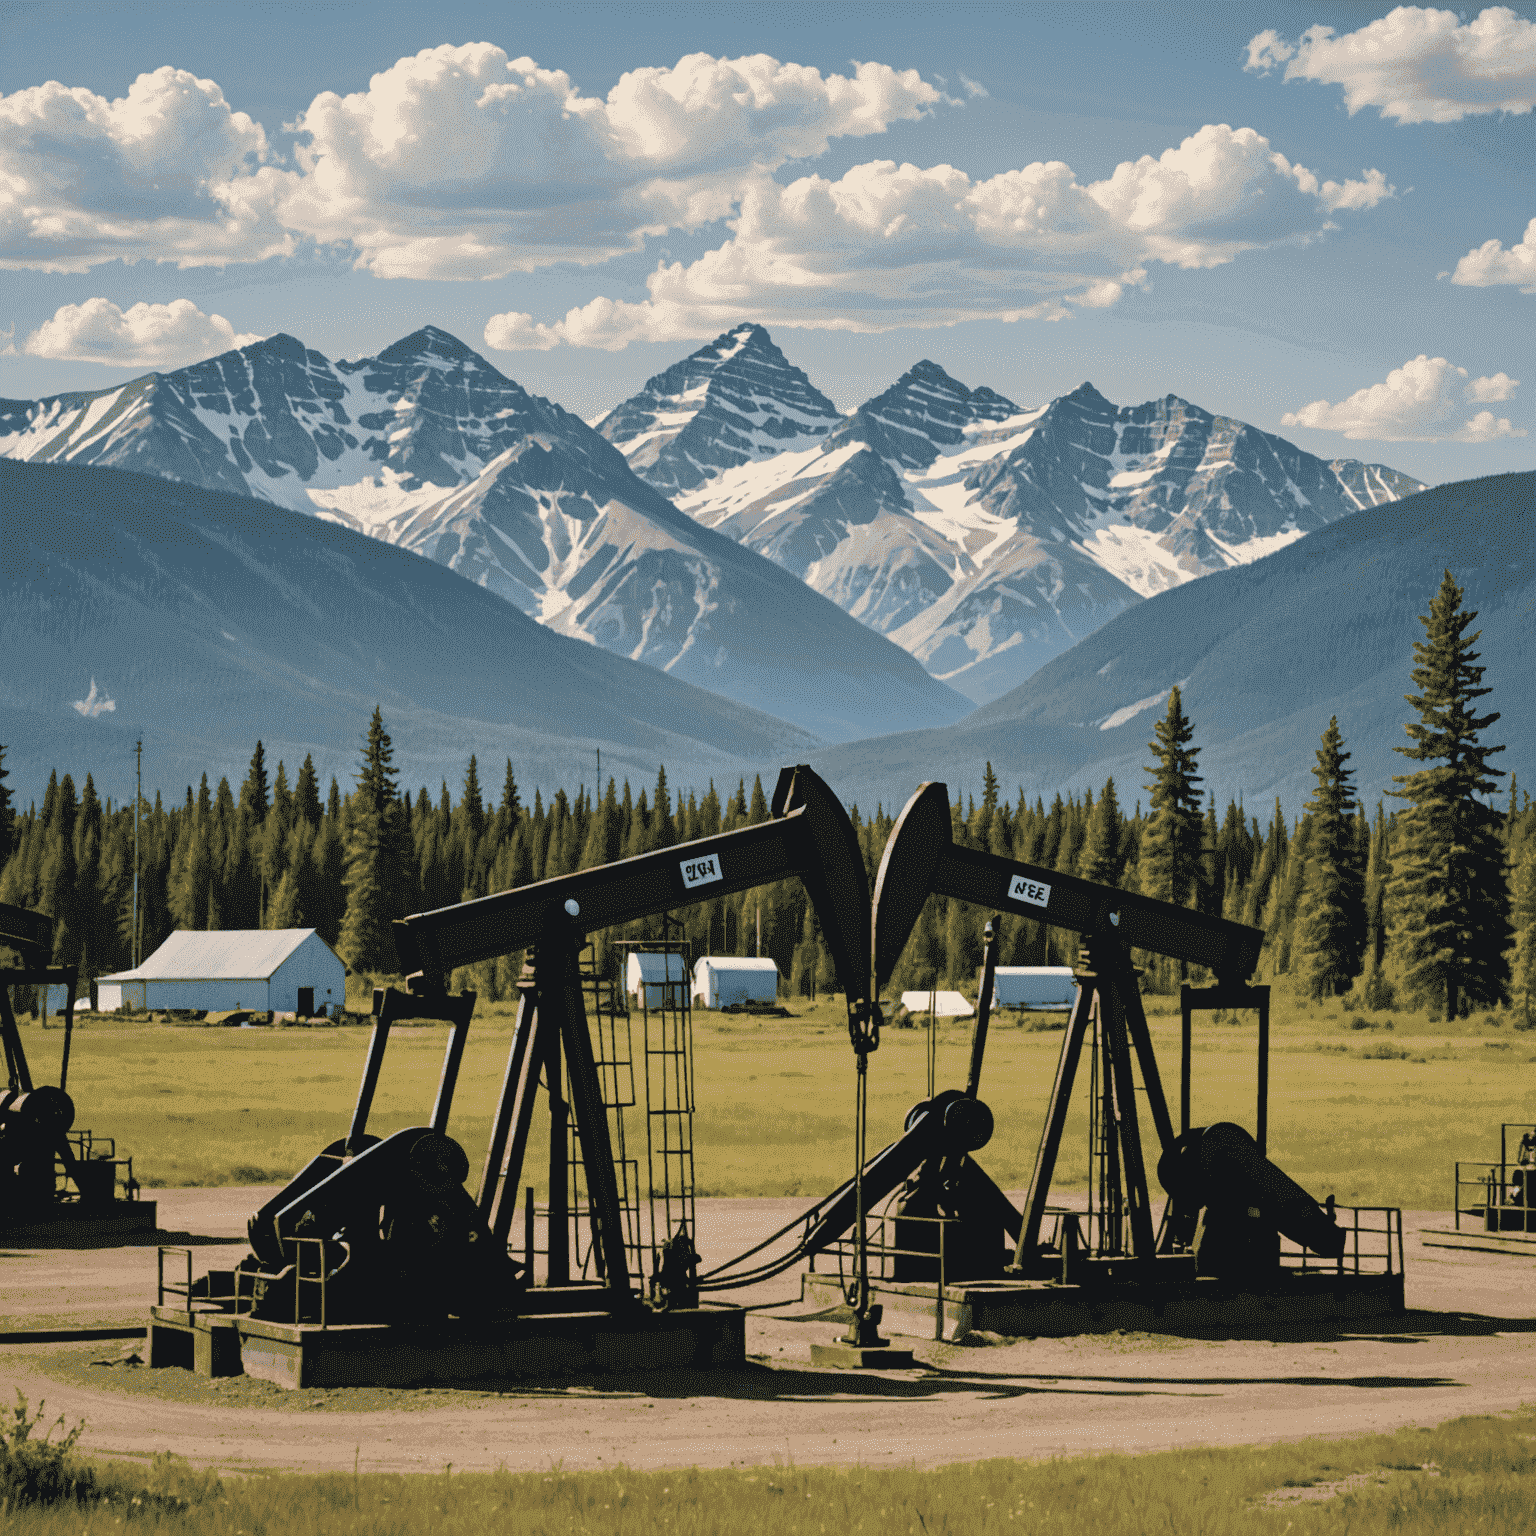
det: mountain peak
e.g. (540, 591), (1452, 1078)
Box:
(831, 360), (1021, 469)
(375, 326), (482, 366)
(597, 323), (842, 494)
(237, 332), (310, 364)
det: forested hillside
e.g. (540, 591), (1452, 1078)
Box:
(3, 686), (1531, 1018)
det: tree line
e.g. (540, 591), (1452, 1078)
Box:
(1, 571), (1530, 1019)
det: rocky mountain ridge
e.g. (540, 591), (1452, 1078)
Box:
(599, 332), (1428, 702)
(0, 328), (969, 744)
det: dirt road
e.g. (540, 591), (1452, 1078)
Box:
(2, 1190), (1533, 1475)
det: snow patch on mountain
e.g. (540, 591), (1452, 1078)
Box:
(1098, 680), (1190, 731)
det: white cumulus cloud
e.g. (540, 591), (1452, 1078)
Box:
(1245, 6), (1536, 123)
(485, 124), (1393, 350)
(23, 298), (263, 366)
(0, 67), (293, 271)
(274, 45), (946, 280)
(1281, 355), (1526, 441)
(1448, 216), (1536, 292)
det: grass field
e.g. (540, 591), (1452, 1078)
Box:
(6, 1402), (1536, 1534)
(16, 991), (1536, 1210)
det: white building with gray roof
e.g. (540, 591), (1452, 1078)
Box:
(94, 930), (345, 1015)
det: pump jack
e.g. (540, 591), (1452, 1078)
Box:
(151, 766), (881, 1383)
(778, 781), (1394, 1337)
(1, 902), (152, 1238)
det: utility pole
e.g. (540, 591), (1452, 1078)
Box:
(133, 738), (142, 967)
(596, 747), (600, 795)
(756, 904), (761, 959)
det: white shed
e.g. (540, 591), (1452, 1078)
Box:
(625, 952), (691, 1009)
(95, 930), (345, 1015)
(991, 966), (1078, 1011)
(900, 990), (975, 1018)
(693, 956), (780, 1008)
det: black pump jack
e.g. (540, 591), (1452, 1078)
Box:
(855, 780), (1342, 1283)
(232, 765), (878, 1325)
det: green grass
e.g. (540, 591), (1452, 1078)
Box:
(6, 1405), (1536, 1534)
(15, 993), (1534, 1208)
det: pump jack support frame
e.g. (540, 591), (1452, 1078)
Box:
(1015, 934), (1177, 1272)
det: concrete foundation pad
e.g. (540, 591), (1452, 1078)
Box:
(809, 1342), (916, 1369)
(148, 1302), (746, 1388)
(802, 1269), (1405, 1341)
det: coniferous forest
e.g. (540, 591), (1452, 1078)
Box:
(1, 572), (1531, 1020)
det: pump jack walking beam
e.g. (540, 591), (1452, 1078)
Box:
(870, 782), (1265, 1273)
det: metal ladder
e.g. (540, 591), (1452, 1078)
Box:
(565, 943), (642, 1284)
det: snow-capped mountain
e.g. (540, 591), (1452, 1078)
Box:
(809, 470), (1534, 818)
(599, 335), (1427, 704)
(0, 328), (969, 744)
(593, 322), (844, 495)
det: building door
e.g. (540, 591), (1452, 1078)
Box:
(297, 987), (314, 1016)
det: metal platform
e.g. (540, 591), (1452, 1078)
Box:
(147, 1295), (746, 1388)
(1, 1200), (158, 1245)
(801, 1267), (1405, 1341)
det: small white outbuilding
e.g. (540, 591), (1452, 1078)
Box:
(94, 930), (345, 1015)
(693, 956), (780, 1009)
(625, 952), (691, 1009)
(900, 989), (975, 1019)
(991, 966), (1078, 1011)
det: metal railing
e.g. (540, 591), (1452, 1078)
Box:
(57, 1131), (139, 1204)
(1280, 1205), (1404, 1277)
(1454, 1162), (1536, 1235)
(289, 1235), (329, 1325)
(157, 1246), (193, 1312)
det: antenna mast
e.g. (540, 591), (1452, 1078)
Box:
(133, 738), (142, 967)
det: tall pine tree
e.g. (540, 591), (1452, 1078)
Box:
(1294, 717), (1366, 998)
(1387, 571), (1510, 1016)
(0, 745), (13, 869)
(341, 707), (410, 974)
(1141, 687), (1205, 910)
(1510, 833), (1536, 1025)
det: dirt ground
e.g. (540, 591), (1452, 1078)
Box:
(2, 1189), (1534, 1476)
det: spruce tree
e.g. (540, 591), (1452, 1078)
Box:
(1078, 777), (1122, 886)
(1387, 570), (1510, 1016)
(341, 709), (410, 974)
(462, 755), (484, 843)
(652, 765), (676, 849)
(499, 758), (521, 821)
(294, 754), (323, 828)
(0, 745), (13, 868)
(1141, 687), (1205, 910)
(240, 741), (270, 823)
(1294, 717), (1366, 998)
(1509, 838), (1536, 1025)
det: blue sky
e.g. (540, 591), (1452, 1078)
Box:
(2, 0), (1531, 485)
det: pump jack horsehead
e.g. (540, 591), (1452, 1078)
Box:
(230, 765), (877, 1327)
(864, 782), (1347, 1288)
